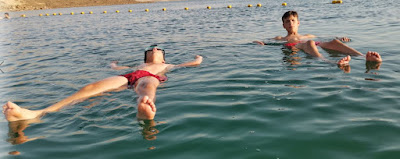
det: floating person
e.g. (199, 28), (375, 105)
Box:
(3, 44), (203, 121)
(253, 10), (382, 72)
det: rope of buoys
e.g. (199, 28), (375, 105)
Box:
(26, 2), (336, 18)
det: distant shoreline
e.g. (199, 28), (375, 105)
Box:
(0, 0), (175, 12)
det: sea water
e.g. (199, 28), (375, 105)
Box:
(0, 0), (399, 158)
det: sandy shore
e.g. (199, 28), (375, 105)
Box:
(0, 0), (172, 12)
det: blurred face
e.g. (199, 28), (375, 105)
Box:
(283, 15), (299, 33)
(145, 47), (165, 63)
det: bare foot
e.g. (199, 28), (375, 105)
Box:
(337, 55), (351, 65)
(136, 96), (156, 120)
(2, 101), (43, 122)
(366, 51), (382, 62)
(337, 56), (351, 73)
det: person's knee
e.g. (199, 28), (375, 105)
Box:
(141, 83), (158, 90)
(331, 39), (341, 44)
(306, 40), (316, 46)
(81, 83), (97, 91)
(137, 79), (159, 90)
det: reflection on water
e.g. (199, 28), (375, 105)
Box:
(139, 120), (160, 141)
(7, 118), (43, 145)
(365, 61), (381, 74)
(282, 48), (303, 66)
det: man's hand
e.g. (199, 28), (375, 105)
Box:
(253, 41), (265, 45)
(195, 55), (203, 60)
(336, 37), (351, 42)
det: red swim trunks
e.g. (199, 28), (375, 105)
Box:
(285, 41), (321, 47)
(120, 70), (167, 86)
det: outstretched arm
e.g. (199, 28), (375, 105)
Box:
(253, 36), (286, 45)
(176, 55), (203, 67)
(110, 61), (131, 70)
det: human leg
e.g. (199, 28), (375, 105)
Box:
(134, 77), (160, 120)
(295, 40), (325, 58)
(318, 39), (363, 56)
(3, 76), (128, 121)
(319, 40), (382, 62)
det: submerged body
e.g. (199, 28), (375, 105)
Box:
(254, 11), (382, 69)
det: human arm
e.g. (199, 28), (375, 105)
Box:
(303, 34), (316, 39)
(253, 41), (266, 45)
(253, 36), (285, 45)
(336, 37), (351, 42)
(176, 55), (203, 67)
(110, 61), (131, 70)
(274, 36), (284, 40)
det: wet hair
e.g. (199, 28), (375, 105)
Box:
(144, 44), (165, 62)
(282, 11), (298, 22)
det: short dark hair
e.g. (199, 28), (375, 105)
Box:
(282, 11), (298, 22)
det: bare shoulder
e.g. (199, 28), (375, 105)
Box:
(303, 34), (316, 38)
(274, 36), (284, 40)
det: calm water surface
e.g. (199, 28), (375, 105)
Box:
(0, 0), (399, 158)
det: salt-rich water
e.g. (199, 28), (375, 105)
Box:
(0, 0), (399, 158)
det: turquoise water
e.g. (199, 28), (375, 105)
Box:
(1, 0), (400, 158)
